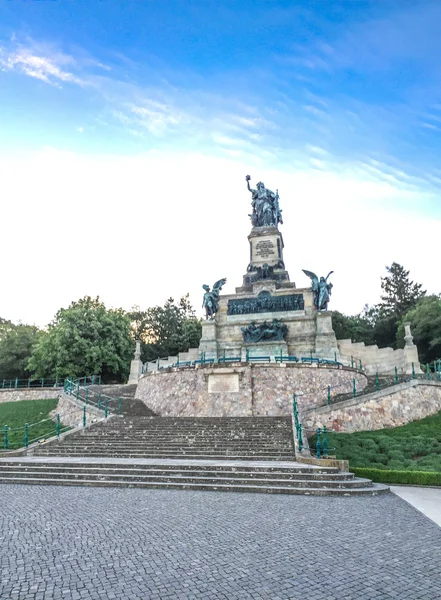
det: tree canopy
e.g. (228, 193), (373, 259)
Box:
(332, 263), (427, 351)
(0, 320), (42, 380)
(128, 295), (202, 363)
(27, 296), (133, 382)
(397, 295), (441, 364)
(379, 262), (425, 319)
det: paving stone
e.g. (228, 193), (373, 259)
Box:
(0, 485), (440, 599)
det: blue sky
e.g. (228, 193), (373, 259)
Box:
(1, 1), (440, 326)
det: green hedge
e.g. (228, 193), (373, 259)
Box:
(353, 468), (441, 486)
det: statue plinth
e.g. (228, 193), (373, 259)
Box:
(248, 226), (284, 268)
(238, 226), (292, 291)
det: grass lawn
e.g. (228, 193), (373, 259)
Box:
(310, 410), (441, 472)
(0, 399), (60, 449)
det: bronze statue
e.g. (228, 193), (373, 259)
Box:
(202, 278), (227, 320)
(241, 318), (288, 342)
(246, 175), (283, 227)
(302, 270), (334, 311)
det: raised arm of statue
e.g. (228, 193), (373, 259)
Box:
(245, 174), (255, 194)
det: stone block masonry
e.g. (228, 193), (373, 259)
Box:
(302, 380), (441, 432)
(135, 363), (367, 417)
(0, 388), (61, 403)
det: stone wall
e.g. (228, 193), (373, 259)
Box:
(135, 363), (367, 417)
(302, 380), (441, 432)
(0, 389), (61, 403)
(337, 337), (421, 376)
(51, 393), (107, 428)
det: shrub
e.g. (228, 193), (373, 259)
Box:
(352, 468), (441, 486)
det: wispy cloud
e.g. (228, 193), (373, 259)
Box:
(0, 40), (86, 87)
(1, 28), (440, 213)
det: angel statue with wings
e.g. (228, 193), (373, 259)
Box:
(202, 278), (227, 320)
(302, 270), (334, 311)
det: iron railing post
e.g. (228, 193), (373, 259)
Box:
(316, 428), (321, 459)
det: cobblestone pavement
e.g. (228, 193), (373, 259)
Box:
(1, 486), (440, 600)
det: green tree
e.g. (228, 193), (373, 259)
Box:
(379, 262), (425, 318)
(397, 295), (441, 363)
(129, 295), (202, 363)
(28, 296), (133, 382)
(332, 310), (375, 344)
(364, 263), (427, 349)
(0, 322), (42, 380)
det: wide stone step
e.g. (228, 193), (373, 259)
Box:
(0, 476), (388, 496)
(0, 460), (341, 475)
(63, 439), (292, 446)
(0, 470), (372, 488)
(32, 452), (295, 460)
(0, 464), (352, 480)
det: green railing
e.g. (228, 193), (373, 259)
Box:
(0, 375), (117, 452)
(304, 427), (335, 459)
(63, 377), (123, 417)
(0, 375), (102, 390)
(292, 394), (303, 452)
(293, 395), (336, 459)
(151, 352), (363, 371)
(0, 414), (72, 451)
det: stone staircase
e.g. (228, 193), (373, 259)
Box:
(0, 416), (388, 495)
(31, 417), (295, 460)
(87, 384), (156, 417)
(0, 457), (387, 495)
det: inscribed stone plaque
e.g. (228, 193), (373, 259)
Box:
(208, 373), (239, 393)
(255, 239), (276, 259)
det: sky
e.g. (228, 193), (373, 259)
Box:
(1, 0), (441, 327)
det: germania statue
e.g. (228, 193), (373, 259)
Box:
(246, 175), (283, 227)
(202, 278), (227, 320)
(302, 270), (334, 311)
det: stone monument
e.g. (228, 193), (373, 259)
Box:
(199, 175), (339, 360)
(128, 340), (143, 385)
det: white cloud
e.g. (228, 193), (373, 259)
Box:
(0, 43), (85, 87)
(0, 147), (439, 328)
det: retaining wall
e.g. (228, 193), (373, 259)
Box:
(135, 363), (367, 417)
(0, 388), (61, 403)
(302, 380), (441, 432)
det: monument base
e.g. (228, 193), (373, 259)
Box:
(241, 341), (288, 360)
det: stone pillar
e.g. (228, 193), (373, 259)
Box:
(403, 322), (422, 374)
(198, 320), (218, 360)
(315, 312), (339, 359)
(128, 340), (143, 384)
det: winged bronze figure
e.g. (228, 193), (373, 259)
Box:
(302, 270), (334, 311)
(202, 278), (227, 320)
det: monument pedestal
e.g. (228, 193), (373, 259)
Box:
(128, 341), (143, 384)
(241, 340), (288, 360)
(403, 322), (422, 374)
(315, 312), (339, 358)
(199, 320), (218, 360)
